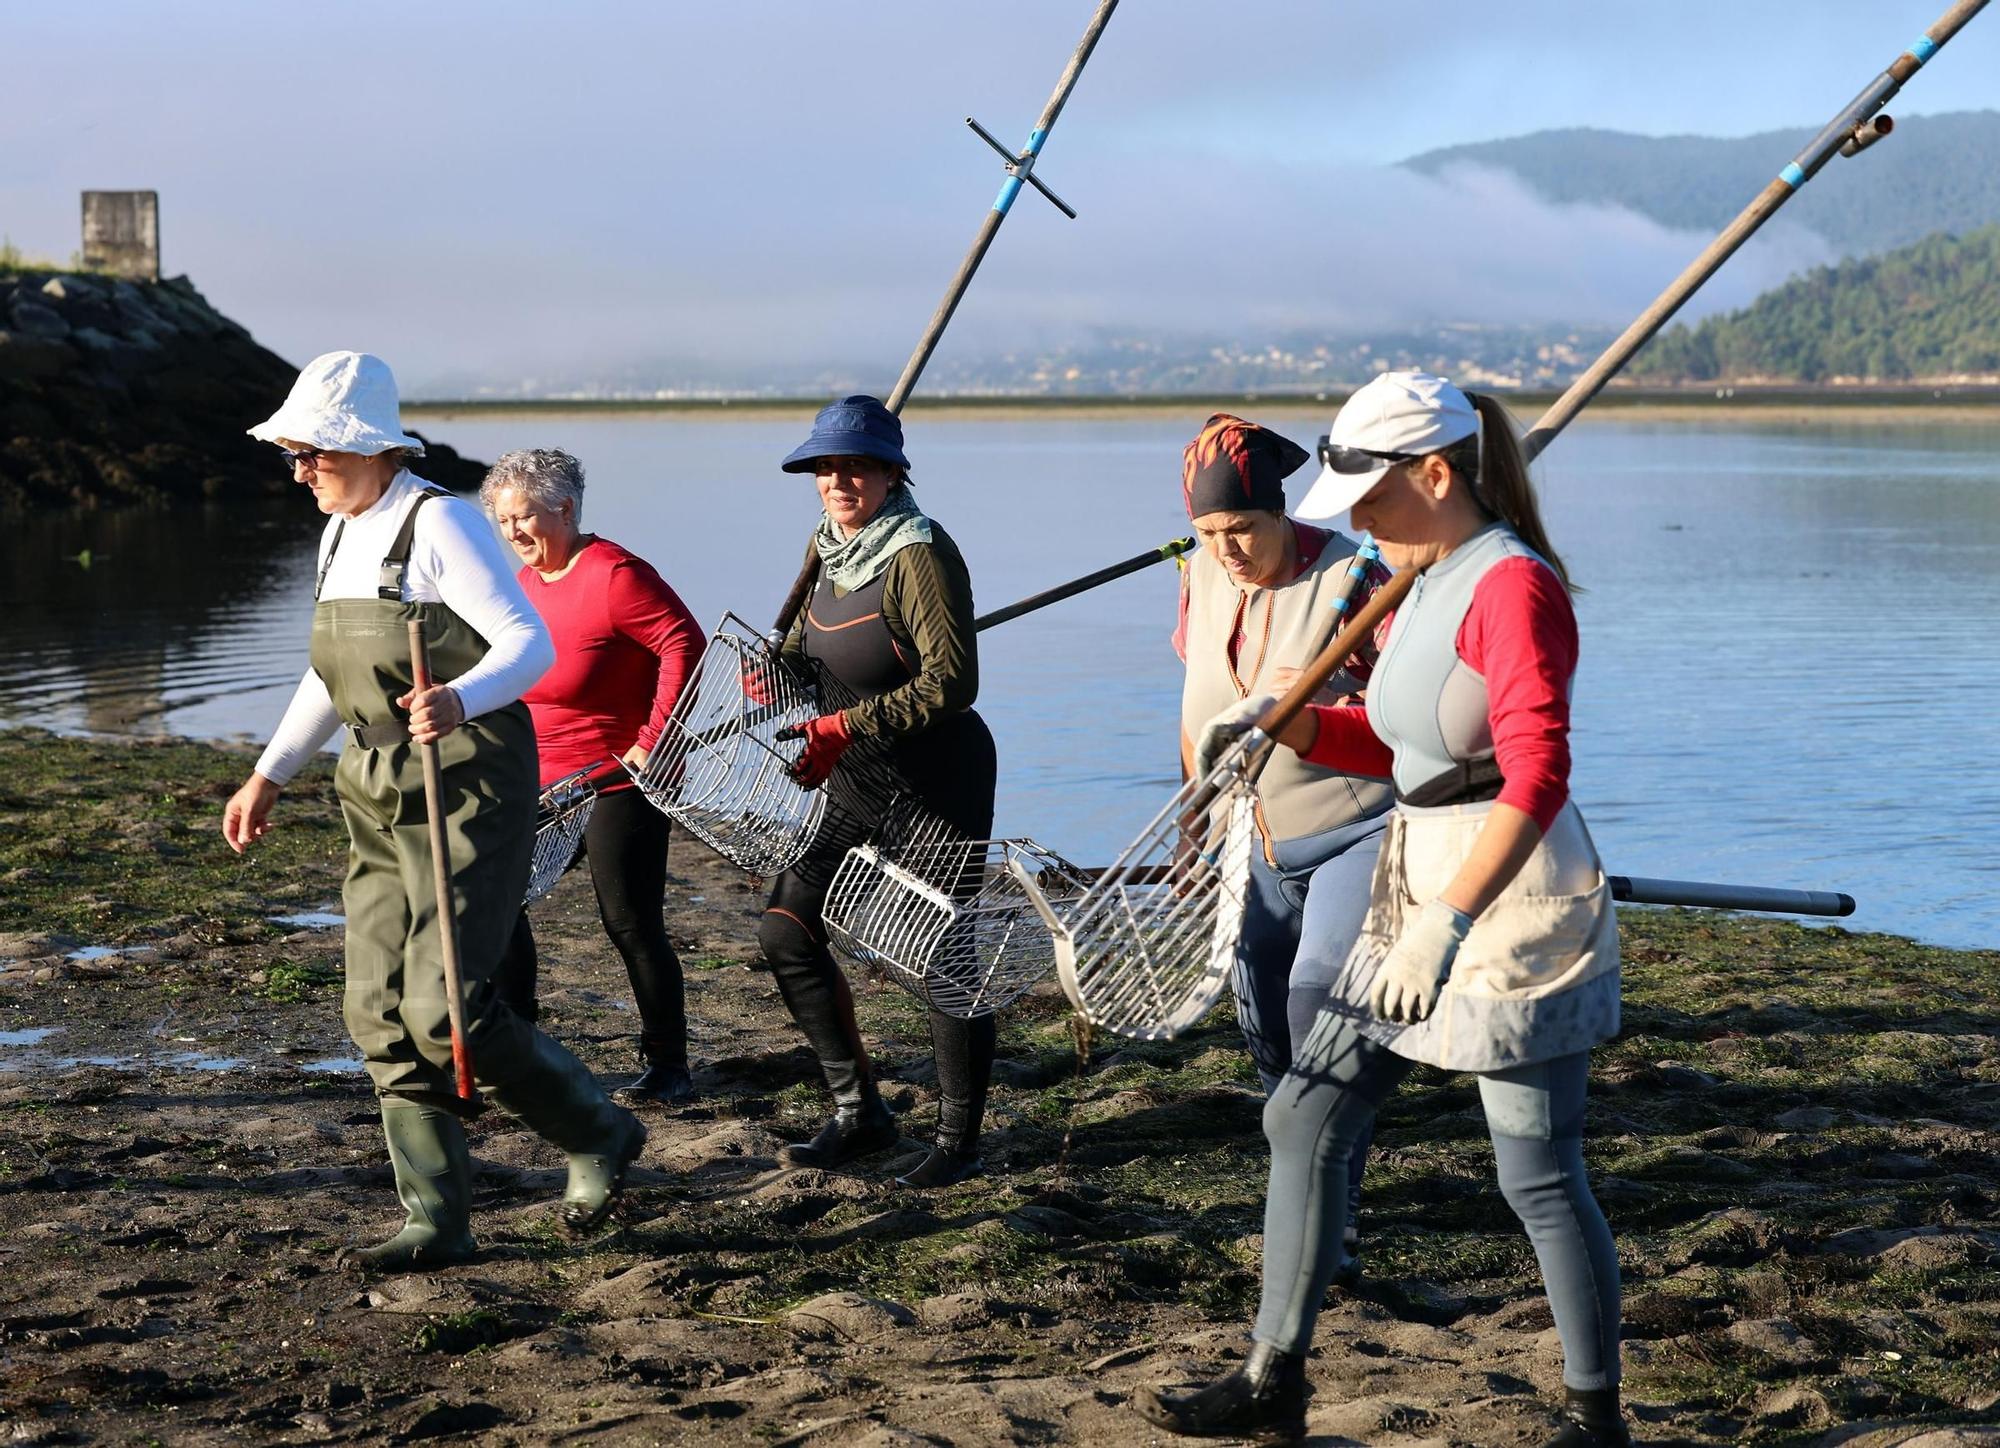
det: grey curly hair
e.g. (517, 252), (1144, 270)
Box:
(479, 447), (585, 522)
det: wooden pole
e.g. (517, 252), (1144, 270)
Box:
(408, 619), (478, 1105)
(771, 0), (1121, 639)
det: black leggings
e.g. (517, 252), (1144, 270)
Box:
(757, 716), (998, 1134)
(496, 786), (688, 1066)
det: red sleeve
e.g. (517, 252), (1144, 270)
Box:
(606, 558), (706, 753)
(1456, 557), (1576, 832)
(1298, 702), (1394, 778)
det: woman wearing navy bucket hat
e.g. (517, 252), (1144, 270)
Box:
(757, 395), (999, 1188)
(222, 352), (647, 1267)
(1142, 373), (1628, 1446)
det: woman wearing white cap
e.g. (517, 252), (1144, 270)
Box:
(1143, 372), (1627, 1447)
(222, 351), (647, 1268)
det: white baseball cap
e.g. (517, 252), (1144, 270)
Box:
(248, 350), (426, 456)
(1293, 370), (1478, 522)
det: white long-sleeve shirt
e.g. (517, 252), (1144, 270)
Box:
(254, 472), (554, 785)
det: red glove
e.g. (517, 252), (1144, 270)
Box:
(777, 712), (852, 788)
(742, 661), (773, 708)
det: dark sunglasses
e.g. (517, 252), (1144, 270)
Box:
(278, 446), (327, 470)
(1317, 436), (1421, 475)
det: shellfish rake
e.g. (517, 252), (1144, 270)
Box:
(633, 612), (828, 876)
(525, 761), (617, 905)
(823, 798), (1093, 1020)
(1014, 569), (1418, 1040)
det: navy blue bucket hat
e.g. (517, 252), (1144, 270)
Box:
(779, 395), (912, 474)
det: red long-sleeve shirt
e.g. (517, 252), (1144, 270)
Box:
(1301, 557), (1576, 831)
(518, 538), (705, 789)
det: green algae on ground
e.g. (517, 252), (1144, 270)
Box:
(0, 727), (347, 940)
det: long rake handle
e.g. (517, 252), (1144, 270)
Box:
(408, 619), (478, 1105)
(772, 0), (1122, 639)
(1184, 566), (1418, 817)
(1523, 0), (1985, 459)
(973, 535), (1193, 631)
(1611, 876), (1855, 917)
(1300, 1), (1986, 632)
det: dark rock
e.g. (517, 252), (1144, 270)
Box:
(0, 331), (77, 379)
(0, 269), (486, 508)
(10, 299), (70, 339)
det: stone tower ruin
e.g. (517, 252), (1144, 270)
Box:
(80, 191), (160, 281)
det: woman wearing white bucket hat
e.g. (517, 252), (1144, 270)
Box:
(222, 351), (647, 1268)
(1144, 372), (1628, 1447)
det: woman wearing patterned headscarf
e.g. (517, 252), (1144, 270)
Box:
(1171, 414), (1395, 1258)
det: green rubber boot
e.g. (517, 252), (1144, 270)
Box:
(352, 1098), (477, 1270)
(483, 1027), (647, 1236)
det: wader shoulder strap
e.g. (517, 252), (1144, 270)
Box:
(377, 486), (451, 601)
(314, 522), (344, 602)
(311, 486), (451, 602)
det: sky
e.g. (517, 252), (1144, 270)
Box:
(4, 1), (1995, 394)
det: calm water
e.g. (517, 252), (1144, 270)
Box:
(7, 412), (1998, 950)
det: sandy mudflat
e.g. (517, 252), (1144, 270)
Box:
(2, 729), (1998, 1445)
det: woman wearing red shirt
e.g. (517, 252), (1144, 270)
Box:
(482, 449), (706, 1104)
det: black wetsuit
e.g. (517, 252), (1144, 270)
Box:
(758, 522), (997, 1149)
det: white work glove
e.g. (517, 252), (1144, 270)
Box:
(1370, 898), (1475, 1025)
(1193, 693), (1276, 779)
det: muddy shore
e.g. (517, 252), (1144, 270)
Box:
(2, 728), (1998, 1446)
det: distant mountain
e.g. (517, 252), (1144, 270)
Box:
(1404, 111), (2000, 259)
(1629, 224), (2000, 383)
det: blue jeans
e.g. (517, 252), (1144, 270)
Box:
(1254, 1014), (1622, 1391)
(1231, 818), (1384, 1228)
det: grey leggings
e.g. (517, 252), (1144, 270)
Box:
(1254, 1013), (1621, 1390)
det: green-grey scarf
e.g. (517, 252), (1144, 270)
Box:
(814, 484), (933, 591)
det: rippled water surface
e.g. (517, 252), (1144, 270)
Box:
(7, 411), (1997, 948)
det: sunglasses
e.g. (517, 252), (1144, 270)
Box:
(279, 446), (327, 471)
(1317, 437), (1421, 475)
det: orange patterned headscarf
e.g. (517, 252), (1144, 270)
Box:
(1181, 413), (1310, 520)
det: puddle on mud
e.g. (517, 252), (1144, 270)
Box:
(301, 1057), (364, 1074)
(270, 911), (344, 929)
(0, 1027), (61, 1046)
(0, 1024), (303, 1075)
(66, 945), (143, 962)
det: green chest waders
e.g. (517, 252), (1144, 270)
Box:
(313, 489), (644, 1256)
(311, 489), (540, 1105)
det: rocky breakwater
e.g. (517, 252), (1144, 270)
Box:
(0, 268), (483, 508)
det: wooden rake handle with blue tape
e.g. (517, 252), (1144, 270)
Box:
(770, 0), (1121, 641)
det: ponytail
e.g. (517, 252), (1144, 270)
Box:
(1448, 393), (1573, 590)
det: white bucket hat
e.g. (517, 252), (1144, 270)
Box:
(248, 350), (426, 456)
(1293, 370), (1478, 522)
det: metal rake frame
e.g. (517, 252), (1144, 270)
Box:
(824, 797), (1092, 1019)
(634, 612), (827, 876)
(1012, 759), (1260, 1039)
(525, 762), (605, 905)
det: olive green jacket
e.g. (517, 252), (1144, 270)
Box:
(780, 523), (979, 741)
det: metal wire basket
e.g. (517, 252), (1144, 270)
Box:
(1012, 772), (1259, 1039)
(634, 612), (827, 876)
(824, 800), (1092, 1019)
(526, 763), (605, 904)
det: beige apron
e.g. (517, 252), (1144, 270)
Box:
(1328, 799), (1621, 1071)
